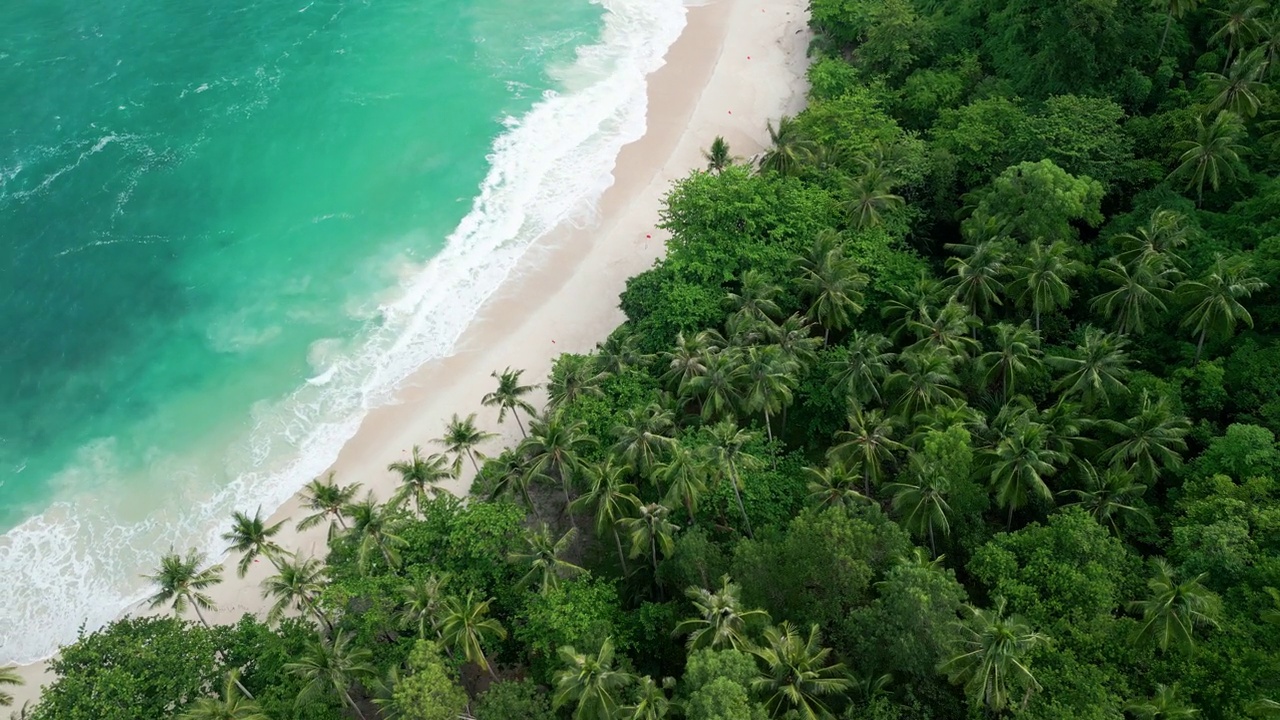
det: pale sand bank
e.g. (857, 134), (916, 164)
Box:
(9, 0), (811, 705)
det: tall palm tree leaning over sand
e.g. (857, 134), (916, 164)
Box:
(482, 366), (539, 438)
(438, 412), (497, 475)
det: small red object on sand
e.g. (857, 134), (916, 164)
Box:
(646, 234), (651, 238)
(748, 56), (751, 59)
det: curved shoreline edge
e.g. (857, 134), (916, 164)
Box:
(7, 0), (812, 706)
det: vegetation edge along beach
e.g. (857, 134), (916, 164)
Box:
(7, 0), (1280, 717)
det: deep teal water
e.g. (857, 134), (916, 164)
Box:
(0, 0), (693, 662)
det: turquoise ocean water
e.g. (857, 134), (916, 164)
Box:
(0, 0), (685, 662)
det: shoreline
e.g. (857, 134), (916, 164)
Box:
(7, 0), (811, 705)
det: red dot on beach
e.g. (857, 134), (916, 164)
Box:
(646, 234), (651, 238)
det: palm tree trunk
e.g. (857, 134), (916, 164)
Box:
(193, 604), (212, 631)
(304, 595), (335, 635)
(1007, 504), (1015, 531)
(193, 605), (258, 700)
(513, 408), (527, 438)
(764, 409), (778, 470)
(561, 478), (578, 528)
(729, 467), (754, 539)
(650, 532), (663, 600)
(1158, 12), (1172, 58)
(344, 689), (369, 720)
(613, 528), (629, 574)
(1195, 328), (1207, 364)
(522, 487), (541, 521)
(929, 522), (937, 558)
(1034, 308), (1041, 334)
(467, 450), (481, 476)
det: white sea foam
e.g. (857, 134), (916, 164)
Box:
(0, 0), (687, 664)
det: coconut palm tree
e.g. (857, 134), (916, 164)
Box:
(905, 301), (981, 359)
(487, 450), (539, 519)
(510, 523), (585, 595)
(675, 575), (770, 651)
(387, 446), (454, 514)
(1156, 0), (1201, 56)
(144, 548), (224, 628)
(887, 348), (965, 418)
(939, 599), (1049, 713)
(1125, 684), (1200, 720)
(727, 269), (785, 327)
(1116, 209), (1191, 272)
(261, 555), (332, 631)
(145, 551), (256, 701)
(1130, 558), (1222, 652)
(978, 322), (1042, 401)
(661, 332), (712, 394)
(438, 591), (508, 676)
(704, 136), (734, 173)
(985, 416), (1065, 528)
(847, 167), (905, 230)
(611, 403), (677, 477)
(622, 503), (680, 583)
(885, 455), (954, 556)
(682, 350), (746, 423)
(178, 670), (268, 720)
(438, 412), (496, 475)
(657, 442), (709, 523)
(759, 116), (814, 177)
(798, 245), (867, 343)
(1202, 47), (1269, 117)
(883, 274), (947, 343)
(223, 508), (289, 577)
(624, 676), (675, 720)
(296, 473), (361, 539)
(829, 330), (895, 408)
(399, 571), (449, 640)
(553, 637), (637, 720)
(1006, 240), (1082, 331)
(596, 330), (649, 377)
(483, 367), (539, 438)
(804, 460), (871, 512)
(1099, 393), (1191, 483)
(548, 354), (609, 411)
(1209, 0), (1268, 68)
(944, 239), (1007, 320)
(570, 458), (640, 571)
(1179, 254), (1268, 362)
(345, 492), (408, 572)
(740, 345), (799, 447)
(829, 407), (904, 496)
(0, 667), (22, 708)
(1171, 111), (1248, 204)
(1092, 258), (1175, 336)
(751, 622), (854, 720)
(704, 421), (763, 538)
(522, 411), (598, 516)
(1047, 327), (1132, 408)
(285, 632), (376, 720)
(764, 313), (823, 374)
(1059, 465), (1153, 534)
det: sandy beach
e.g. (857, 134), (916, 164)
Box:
(8, 0), (810, 705)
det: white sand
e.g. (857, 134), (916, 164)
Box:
(7, 0), (811, 706)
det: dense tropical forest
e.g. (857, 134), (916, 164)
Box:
(7, 0), (1280, 717)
